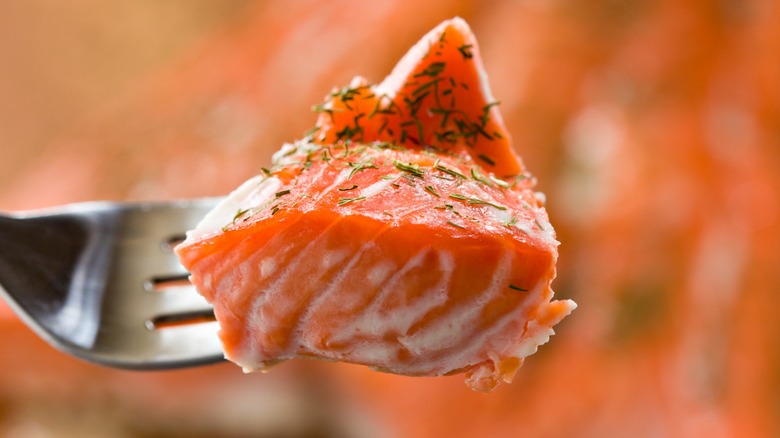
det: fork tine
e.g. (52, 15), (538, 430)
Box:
(151, 321), (223, 365)
(147, 287), (214, 322)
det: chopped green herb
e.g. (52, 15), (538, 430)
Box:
(335, 122), (363, 143)
(446, 220), (465, 229)
(509, 284), (528, 292)
(303, 152), (315, 169)
(348, 157), (378, 179)
(275, 189), (291, 198)
(377, 117), (389, 135)
(311, 104), (341, 120)
(330, 84), (371, 110)
(414, 61), (446, 78)
(337, 196), (366, 206)
(338, 184), (359, 191)
(232, 208), (249, 222)
(490, 176), (510, 188)
(434, 203), (462, 216)
(393, 160), (425, 178)
(424, 185), (440, 197)
(303, 125), (320, 138)
(448, 193), (508, 210)
(368, 94), (399, 119)
(480, 101), (501, 126)
(434, 160), (467, 179)
(458, 44), (474, 59)
(412, 78), (443, 96)
(470, 167), (495, 187)
(477, 154), (496, 166)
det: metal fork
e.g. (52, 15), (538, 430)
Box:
(0, 198), (225, 369)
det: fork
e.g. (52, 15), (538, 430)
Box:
(0, 198), (225, 369)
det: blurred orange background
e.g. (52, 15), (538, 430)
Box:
(1, 0), (779, 436)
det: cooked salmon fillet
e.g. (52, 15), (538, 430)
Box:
(176, 17), (575, 392)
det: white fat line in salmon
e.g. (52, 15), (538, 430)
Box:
(290, 219), (397, 348)
(331, 248), (454, 344)
(398, 249), (513, 354)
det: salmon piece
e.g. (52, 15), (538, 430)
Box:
(176, 17), (575, 392)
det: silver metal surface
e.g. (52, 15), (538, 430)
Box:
(0, 198), (225, 369)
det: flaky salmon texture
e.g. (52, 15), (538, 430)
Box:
(176, 17), (576, 393)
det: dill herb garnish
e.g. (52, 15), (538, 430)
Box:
(430, 107), (453, 128)
(348, 157), (378, 179)
(399, 129), (408, 144)
(434, 160), (466, 179)
(446, 220), (465, 229)
(303, 125), (320, 138)
(414, 61), (446, 78)
(335, 122), (363, 143)
(458, 44), (474, 59)
(448, 193), (507, 210)
(338, 184), (358, 191)
(338, 196), (366, 205)
(377, 117), (389, 135)
(413, 78), (443, 96)
(337, 196), (366, 206)
(321, 148), (332, 164)
(311, 104), (341, 121)
(477, 154), (496, 166)
(330, 84), (371, 110)
(275, 189), (291, 198)
(480, 101), (500, 126)
(424, 185), (440, 197)
(303, 152), (315, 169)
(393, 160), (425, 178)
(490, 175), (510, 188)
(232, 208), (249, 223)
(470, 167), (495, 187)
(509, 284), (528, 292)
(369, 94), (399, 119)
(434, 203), (462, 216)
(403, 93), (429, 117)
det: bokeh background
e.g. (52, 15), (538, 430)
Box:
(1, 0), (779, 436)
